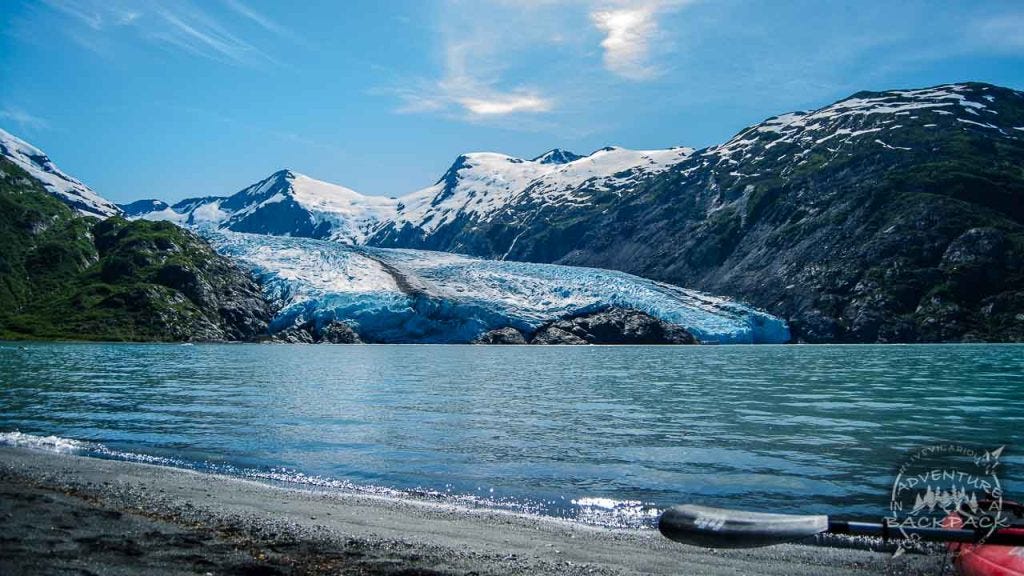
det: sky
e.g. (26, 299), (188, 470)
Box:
(2, 0), (1024, 204)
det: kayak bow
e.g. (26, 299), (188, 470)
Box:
(659, 504), (1024, 549)
(946, 512), (1024, 576)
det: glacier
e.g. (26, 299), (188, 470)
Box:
(209, 232), (790, 344)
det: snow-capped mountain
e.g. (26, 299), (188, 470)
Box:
(120, 82), (1024, 343)
(120, 199), (171, 217)
(210, 231), (789, 344)
(698, 83), (1021, 182)
(415, 83), (1024, 258)
(533, 148), (583, 164)
(126, 170), (397, 243)
(218, 170), (396, 243)
(463, 82), (1024, 343)
(0, 128), (120, 218)
(361, 82), (1024, 344)
(380, 146), (694, 242)
(126, 145), (694, 246)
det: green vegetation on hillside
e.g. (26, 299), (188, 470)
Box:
(0, 157), (270, 342)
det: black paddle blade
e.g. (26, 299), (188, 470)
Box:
(659, 505), (829, 548)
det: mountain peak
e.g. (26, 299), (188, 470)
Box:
(0, 127), (120, 218)
(434, 154), (474, 188)
(709, 80), (1024, 171)
(269, 168), (298, 180)
(532, 149), (583, 164)
(120, 199), (171, 217)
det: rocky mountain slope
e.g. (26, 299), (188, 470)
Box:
(483, 83), (1024, 343)
(0, 128), (120, 218)
(0, 155), (270, 342)
(133, 82), (1024, 343)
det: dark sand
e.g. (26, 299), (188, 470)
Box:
(0, 446), (945, 575)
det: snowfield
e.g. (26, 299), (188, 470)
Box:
(210, 232), (790, 344)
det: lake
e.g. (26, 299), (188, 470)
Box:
(1, 342), (1021, 528)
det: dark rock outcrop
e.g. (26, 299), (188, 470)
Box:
(270, 325), (315, 344)
(315, 321), (362, 344)
(529, 308), (697, 345)
(530, 325), (588, 345)
(270, 320), (362, 344)
(474, 327), (527, 344)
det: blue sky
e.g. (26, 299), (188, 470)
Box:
(2, 0), (1023, 203)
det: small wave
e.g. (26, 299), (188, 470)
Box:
(0, 431), (91, 453)
(1, 431), (659, 529)
(0, 431), (187, 466)
(571, 496), (661, 528)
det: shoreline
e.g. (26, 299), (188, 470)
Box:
(0, 446), (944, 575)
(5, 339), (1024, 347)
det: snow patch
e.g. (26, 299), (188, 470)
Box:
(956, 118), (1001, 131)
(874, 139), (912, 151)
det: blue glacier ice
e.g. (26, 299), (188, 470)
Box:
(209, 232), (790, 344)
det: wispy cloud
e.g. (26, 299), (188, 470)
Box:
(969, 12), (1024, 53)
(393, 66), (555, 120)
(458, 94), (552, 115)
(395, 80), (553, 119)
(387, 0), (698, 122)
(221, 0), (296, 41)
(590, 0), (693, 80)
(41, 0), (138, 30)
(591, 6), (659, 79)
(0, 107), (50, 131)
(388, 3), (562, 121)
(39, 0), (288, 67)
(153, 6), (272, 66)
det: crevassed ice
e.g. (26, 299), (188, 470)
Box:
(210, 231), (790, 344)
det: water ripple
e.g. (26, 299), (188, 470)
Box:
(1, 342), (1021, 526)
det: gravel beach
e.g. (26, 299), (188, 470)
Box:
(0, 446), (945, 575)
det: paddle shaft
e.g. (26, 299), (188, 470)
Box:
(829, 520), (1024, 546)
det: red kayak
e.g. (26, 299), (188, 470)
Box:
(946, 514), (1024, 576)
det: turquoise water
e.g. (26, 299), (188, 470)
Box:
(1, 342), (1021, 527)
